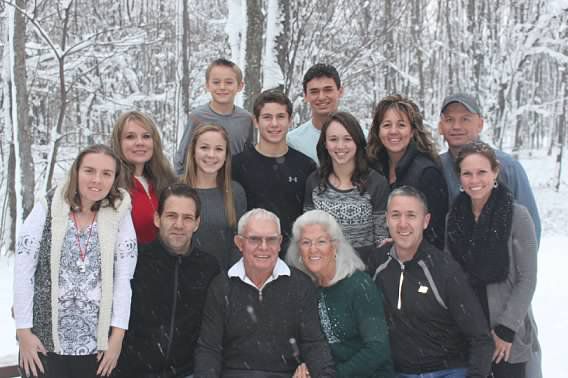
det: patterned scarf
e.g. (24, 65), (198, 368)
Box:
(447, 183), (513, 288)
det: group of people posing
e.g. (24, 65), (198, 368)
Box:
(13, 59), (542, 378)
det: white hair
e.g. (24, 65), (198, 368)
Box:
(286, 210), (365, 286)
(237, 208), (281, 235)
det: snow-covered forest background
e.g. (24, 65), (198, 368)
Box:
(1, 0), (567, 254)
(1, 0), (568, 373)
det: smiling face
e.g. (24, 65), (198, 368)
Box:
(256, 102), (291, 145)
(194, 130), (227, 178)
(206, 65), (244, 107)
(235, 216), (282, 280)
(304, 77), (343, 119)
(120, 119), (154, 174)
(459, 153), (499, 209)
(438, 103), (484, 153)
(77, 152), (117, 209)
(324, 120), (357, 167)
(378, 108), (414, 160)
(155, 195), (200, 255)
(298, 224), (336, 283)
(387, 195), (431, 258)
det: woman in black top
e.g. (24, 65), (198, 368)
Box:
(367, 95), (448, 249)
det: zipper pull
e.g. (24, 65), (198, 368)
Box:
(397, 268), (405, 310)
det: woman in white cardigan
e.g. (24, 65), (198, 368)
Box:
(14, 144), (137, 378)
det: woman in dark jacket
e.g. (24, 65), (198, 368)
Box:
(446, 142), (540, 378)
(367, 95), (448, 249)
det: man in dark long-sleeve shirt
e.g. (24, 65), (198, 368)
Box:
(194, 209), (335, 378)
(117, 184), (219, 378)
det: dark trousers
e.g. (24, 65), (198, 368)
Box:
(491, 361), (525, 378)
(20, 352), (99, 378)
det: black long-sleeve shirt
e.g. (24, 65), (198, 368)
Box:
(370, 142), (448, 250)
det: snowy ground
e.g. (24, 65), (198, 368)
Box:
(0, 150), (567, 375)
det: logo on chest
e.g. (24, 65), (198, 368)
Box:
(288, 176), (298, 183)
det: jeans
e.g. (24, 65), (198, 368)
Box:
(397, 367), (467, 378)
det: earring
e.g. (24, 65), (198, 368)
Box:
(459, 185), (464, 192)
(493, 181), (498, 189)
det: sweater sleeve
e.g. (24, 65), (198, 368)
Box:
(417, 167), (449, 250)
(336, 274), (393, 378)
(445, 263), (493, 378)
(175, 117), (196, 175)
(14, 201), (48, 329)
(298, 280), (336, 377)
(494, 204), (538, 332)
(194, 276), (226, 377)
(110, 212), (138, 329)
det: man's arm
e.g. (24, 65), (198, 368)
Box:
(302, 173), (317, 212)
(194, 275), (226, 378)
(498, 154), (541, 243)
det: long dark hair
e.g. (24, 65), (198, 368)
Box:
(316, 112), (369, 194)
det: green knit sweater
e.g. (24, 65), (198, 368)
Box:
(318, 270), (394, 378)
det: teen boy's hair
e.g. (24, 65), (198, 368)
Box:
(205, 58), (243, 83)
(253, 90), (293, 120)
(302, 63), (341, 93)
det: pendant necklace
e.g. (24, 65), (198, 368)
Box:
(71, 211), (97, 273)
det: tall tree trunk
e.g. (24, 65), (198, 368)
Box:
(177, 0), (191, 145)
(263, 0), (284, 91)
(243, 0), (263, 112)
(276, 0), (290, 93)
(412, 0), (424, 108)
(45, 2), (73, 191)
(2, 0), (34, 254)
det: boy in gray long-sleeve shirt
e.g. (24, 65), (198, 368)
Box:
(175, 58), (254, 175)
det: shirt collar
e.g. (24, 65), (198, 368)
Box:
(228, 258), (291, 289)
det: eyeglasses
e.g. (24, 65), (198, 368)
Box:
(239, 235), (281, 248)
(298, 238), (334, 249)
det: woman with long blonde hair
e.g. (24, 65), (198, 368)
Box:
(110, 111), (176, 245)
(182, 124), (246, 269)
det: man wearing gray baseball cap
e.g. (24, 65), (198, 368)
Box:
(437, 93), (541, 242)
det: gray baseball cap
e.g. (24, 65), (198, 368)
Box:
(440, 93), (481, 115)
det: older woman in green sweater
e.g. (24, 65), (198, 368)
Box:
(287, 210), (394, 378)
